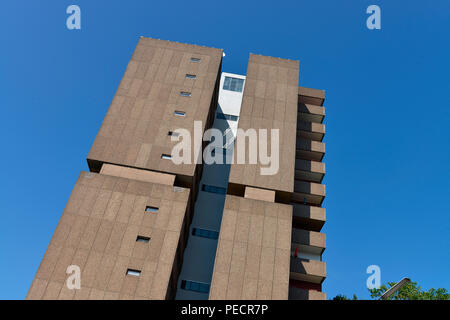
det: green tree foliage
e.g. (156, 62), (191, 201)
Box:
(369, 281), (450, 300)
(332, 294), (358, 300)
(332, 280), (449, 300)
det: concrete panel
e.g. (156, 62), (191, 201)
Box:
(228, 54), (299, 194)
(27, 171), (190, 300)
(87, 37), (223, 179)
(209, 195), (292, 300)
(244, 186), (275, 202)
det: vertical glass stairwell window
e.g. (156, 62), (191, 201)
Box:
(201, 184), (226, 195)
(192, 228), (219, 240)
(223, 76), (244, 92)
(181, 280), (210, 294)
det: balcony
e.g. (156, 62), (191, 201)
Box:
(295, 159), (325, 183)
(298, 103), (325, 124)
(298, 86), (325, 107)
(296, 139), (325, 162)
(297, 120), (325, 142)
(292, 204), (326, 232)
(290, 258), (326, 284)
(291, 228), (326, 250)
(288, 286), (326, 300)
(292, 180), (325, 206)
(291, 229), (325, 269)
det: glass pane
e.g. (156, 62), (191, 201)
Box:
(223, 77), (232, 90)
(223, 77), (244, 92)
(181, 280), (210, 293)
(235, 78), (244, 92)
(145, 206), (159, 213)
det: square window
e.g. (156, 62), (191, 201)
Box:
(174, 111), (185, 117)
(223, 77), (244, 92)
(126, 269), (141, 277)
(136, 235), (150, 243)
(145, 206), (159, 213)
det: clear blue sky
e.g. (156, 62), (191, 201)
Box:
(1, 1), (449, 300)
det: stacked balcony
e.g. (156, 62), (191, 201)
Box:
(293, 88), (326, 208)
(288, 286), (327, 300)
(289, 87), (326, 300)
(292, 203), (325, 232)
(290, 228), (326, 282)
(295, 159), (325, 183)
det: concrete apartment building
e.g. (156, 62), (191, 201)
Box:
(27, 37), (326, 300)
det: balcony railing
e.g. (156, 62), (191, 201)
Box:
(292, 180), (325, 205)
(297, 120), (325, 142)
(298, 86), (325, 107)
(292, 204), (326, 232)
(295, 159), (325, 183)
(296, 139), (325, 162)
(290, 257), (326, 284)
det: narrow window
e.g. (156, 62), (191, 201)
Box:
(192, 228), (219, 240)
(168, 131), (180, 137)
(180, 91), (191, 97)
(181, 280), (210, 294)
(185, 74), (196, 79)
(161, 154), (172, 160)
(223, 76), (244, 92)
(136, 235), (150, 243)
(190, 57), (201, 63)
(216, 113), (239, 121)
(145, 206), (159, 213)
(126, 269), (141, 277)
(174, 111), (185, 117)
(202, 184), (226, 195)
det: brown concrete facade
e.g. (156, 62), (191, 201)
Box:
(87, 37), (223, 182)
(228, 54), (299, 198)
(28, 38), (327, 301)
(218, 54), (327, 300)
(27, 171), (190, 300)
(209, 195), (292, 300)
